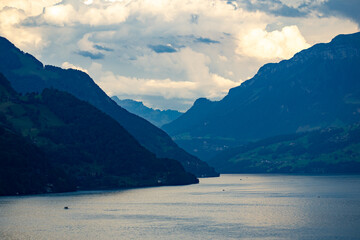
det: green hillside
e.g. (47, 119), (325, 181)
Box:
(209, 123), (360, 173)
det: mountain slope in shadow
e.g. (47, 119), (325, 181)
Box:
(0, 37), (218, 177)
(0, 74), (198, 195)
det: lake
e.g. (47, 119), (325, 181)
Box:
(1, 174), (360, 240)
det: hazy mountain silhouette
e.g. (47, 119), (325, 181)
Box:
(0, 36), (218, 177)
(111, 96), (182, 127)
(163, 32), (360, 161)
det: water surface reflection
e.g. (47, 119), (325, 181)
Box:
(1, 174), (359, 239)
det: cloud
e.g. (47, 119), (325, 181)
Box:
(33, 0), (130, 26)
(93, 44), (113, 52)
(0, 0), (358, 110)
(75, 32), (108, 59)
(236, 25), (311, 59)
(0, 0), (61, 16)
(90, 48), (242, 104)
(61, 61), (89, 73)
(322, 0), (360, 26)
(238, 0), (307, 17)
(148, 44), (177, 53)
(190, 14), (199, 24)
(77, 50), (105, 59)
(89, 62), (197, 100)
(42, 4), (77, 26)
(0, 6), (46, 52)
(195, 37), (220, 44)
(233, 0), (360, 27)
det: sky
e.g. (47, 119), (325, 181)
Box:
(0, 0), (359, 111)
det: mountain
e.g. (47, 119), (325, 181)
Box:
(0, 74), (198, 195)
(0, 73), (74, 195)
(0, 36), (218, 177)
(0, 125), (76, 196)
(163, 32), (360, 161)
(111, 96), (182, 127)
(208, 123), (360, 173)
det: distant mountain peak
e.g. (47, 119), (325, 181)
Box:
(111, 96), (182, 128)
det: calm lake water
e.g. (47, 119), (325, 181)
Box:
(1, 174), (360, 240)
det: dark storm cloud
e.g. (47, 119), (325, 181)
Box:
(77, 51), (105, 59)
(148, 44), (177, 53)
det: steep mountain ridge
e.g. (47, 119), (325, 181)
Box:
(0, 36), (218, 177)
(163, 32), (360, 161)
(0, 74), (198, 195)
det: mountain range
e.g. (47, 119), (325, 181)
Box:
(0, 36), (218, 178)
(2, 30), (359, 187)
(0, 74), (197, 195)
(163, 32), (360, 162)
(111, 96), (182, 127)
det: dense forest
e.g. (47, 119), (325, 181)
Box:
(0, 74), (197, 195)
